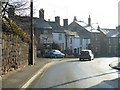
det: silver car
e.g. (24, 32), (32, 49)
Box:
(45, 50), (65, 58)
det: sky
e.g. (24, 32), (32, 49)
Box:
(33, 0), (119, 29)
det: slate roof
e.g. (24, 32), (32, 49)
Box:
(48, 21), (65, 33)
(75, 21), (100, 33)
(100, 29), (119, 37)
(64, 30), (80, 38)
(68, 21), (91, 39)
(34, 18), (52, 29)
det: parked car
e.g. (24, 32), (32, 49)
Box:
(45, 50), (65, 58)
(79, 50), (94, 61)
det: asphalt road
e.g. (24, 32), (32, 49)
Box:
(29, 57), (119, 88)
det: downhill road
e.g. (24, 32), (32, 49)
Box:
(29, 57), (119, 88)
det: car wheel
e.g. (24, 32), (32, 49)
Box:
(79, 58), (81, 61)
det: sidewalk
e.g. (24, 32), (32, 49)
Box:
(109, 59), (120, 70)
(2, 58), (55, 88)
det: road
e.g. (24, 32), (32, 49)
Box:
(28, 57), (119, 88)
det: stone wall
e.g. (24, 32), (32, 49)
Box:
(2, 32), (29, 74)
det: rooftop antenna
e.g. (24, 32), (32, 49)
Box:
(65, 6), (68, 18)
(54, 10), (56, 17)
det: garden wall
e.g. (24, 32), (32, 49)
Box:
(2, 32), (29, 74)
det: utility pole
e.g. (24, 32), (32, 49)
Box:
(30, 0), (34, 65)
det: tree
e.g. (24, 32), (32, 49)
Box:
(51, 42), (61, 50)
(1, 0), (30, 17)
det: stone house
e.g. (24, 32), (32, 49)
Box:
(68, 16), (101, 56)
(85, 25), (101, 56)
(34, 9), (53, 50)
(48, 17), (66, 51)
(90, 30), (101, 56)
(68, 17), (91, 51)
(100, 28), (119, 56)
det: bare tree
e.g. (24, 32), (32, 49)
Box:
(1, 0), (30, 17)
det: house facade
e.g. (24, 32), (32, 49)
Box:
(34, 9), (53, 50)
(100, 28), (119, 56)
(68, 16), (102, 57)
(48, 18), (66, 51)
(73, 33), (81, 55)
(68, 19), (91, 51)
(90, 30), (101, 56)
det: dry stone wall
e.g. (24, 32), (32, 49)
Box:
(2, 32), (29, 74)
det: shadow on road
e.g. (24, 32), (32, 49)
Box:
(67, 60), (91, 63)
(43, 71), (119, 89)
(85, 77), (120, 89)
(66, 60), (80, 62)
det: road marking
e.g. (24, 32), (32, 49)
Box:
(21, 58), (78, 89)
(21, 62), (55, 89)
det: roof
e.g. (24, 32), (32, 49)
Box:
(34, 18), (52, 29)
(68, 21), (91, 38)
(100, 29), (119, 37)
(64, 30), (80, 38)
(48, 21), (65, 33)
(75, 21), (100, 33)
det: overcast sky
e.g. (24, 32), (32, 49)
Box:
(33, 0), (119, 29)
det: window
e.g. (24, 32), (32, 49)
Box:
(108, 46), (111, 53)
(108, 38), (111, 44)
(95, 47), (98, 52)
(43, 30), (48, 34)
(95, 34), (98, 41)
(119, 38), (120, 43)
(80, 39), (82, 45)
(59, 33), (62, 40)
(70, 37), (72, 44)
(114, 45), (117, 54)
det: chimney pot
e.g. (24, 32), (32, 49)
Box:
(55, 16), (60, 25)
(63, 19), (68, 29)
(88, 15), (91, 26)
(39, 8), (44, 19)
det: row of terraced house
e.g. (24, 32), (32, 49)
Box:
(8, 7), (120, 57)
(34, 9), (119, 57)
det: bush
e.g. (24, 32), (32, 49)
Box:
(2, 17), (31, 43)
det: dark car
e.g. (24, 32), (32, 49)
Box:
(45, 50), (65, 58)
(79, 50), (94, 61)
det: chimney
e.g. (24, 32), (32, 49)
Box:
(63, 19), (68, 29)
(8, 6), (15, 18)
(73, 16), (77, 21)
(55, 16), (60, 25)
(88, 15), (91, 26)
(97, 25), (100, 31)
(39, 8), (44, 19)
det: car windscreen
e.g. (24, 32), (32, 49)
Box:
(80, 51), (89, 54)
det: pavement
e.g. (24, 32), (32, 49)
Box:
(2, 58), (77, 89)
(2, 57), (120, 89)
(109, 59), (120, 70)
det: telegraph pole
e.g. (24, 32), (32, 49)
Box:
(30, 0), (34, 65)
